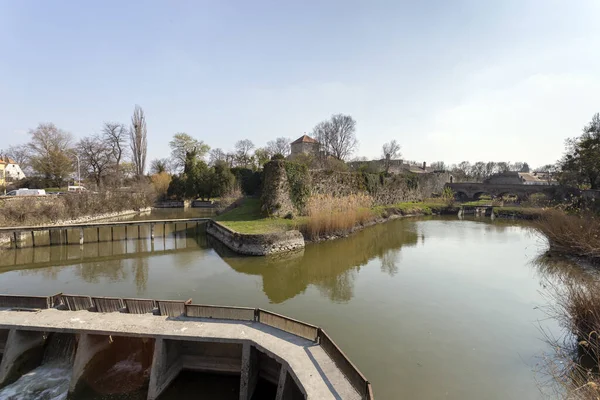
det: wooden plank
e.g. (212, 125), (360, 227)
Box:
(123, 298), (155, 314)
(61, 295), (93, 311)
(185, 304), (255, 321)
(92, 297), (123, 313)
(157, 299), (191, 317)
(257, 309), (319, 342)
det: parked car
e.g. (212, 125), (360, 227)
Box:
(67, 186), (87, 192)
(6, 189), (47, 196)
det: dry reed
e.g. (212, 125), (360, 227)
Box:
(534, 210), (600, 262)
(301, 194), (374, 240)
(539, 278), (600, 399)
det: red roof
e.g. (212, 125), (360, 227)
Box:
(292, 134), (319, 144)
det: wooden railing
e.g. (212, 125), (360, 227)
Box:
(0, 293), (373, 399)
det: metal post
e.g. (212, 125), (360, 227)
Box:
(80, 228), (84, 245)
(195, 222), (199, 235)
(49, 229), (52, 246)
(31, 231), (35, 247)
(75, 154), (81, 187)
(12, 232), (17, 249)
(64, 229), (68, 245)
(163, 223), (166, 237)
(138, 225), (141, 239)
(125, 226), (128, 240)
(151, 224), (155, 240)
(97, 227), (100, 242)
(111, 226), (114, 242)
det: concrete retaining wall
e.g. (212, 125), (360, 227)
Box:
(0, 208), (152, 248)
(206, 221), (305, 256)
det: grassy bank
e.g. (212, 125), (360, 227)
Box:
(215, 198), (302, 234)
(216, 197), (458, 238)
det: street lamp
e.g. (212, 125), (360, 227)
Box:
(74, 154), (80, 187)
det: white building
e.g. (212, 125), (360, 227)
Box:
(1, 157), (26, 181)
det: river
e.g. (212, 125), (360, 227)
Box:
(0, 211), (570, 399)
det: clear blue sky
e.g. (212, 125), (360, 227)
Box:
(1, 0), (599, 167)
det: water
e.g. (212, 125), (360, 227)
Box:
(0, 363), (71, 400)
(0, 211), (573, 399)
(0, 333), (75, 400)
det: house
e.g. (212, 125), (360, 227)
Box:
(290, 134), (320, 157)
(484, 171), (556, 185)
(0, 156), (26, 184)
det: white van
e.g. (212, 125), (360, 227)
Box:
(6, 189), (46, 196)
(68, 186), (87, 192)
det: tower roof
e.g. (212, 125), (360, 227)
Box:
(292, 134), (318, 144)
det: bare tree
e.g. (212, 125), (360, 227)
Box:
(312, 114), (358, 160)
(27, 123), (75, 186)
(130, 105), (147, 178)
(2, 144), (32, 175)
(430, 161), (447, 171)
(235, 139), (255, 168)
(382, 140), (401, 159)
(102, 122), (128, 181)
(267, 137), (291, 157)
(209, 148), (226, 165)
(77, 135), (113, 187)
(381, 140), (401, 173)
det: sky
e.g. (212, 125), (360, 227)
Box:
(1, 0), (599, 168)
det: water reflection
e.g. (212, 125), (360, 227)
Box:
(1, 228), (205, 295)
(213, 220), (419, 303)
(0, 215), (578, 399)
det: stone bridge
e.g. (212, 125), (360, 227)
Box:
(445, 183), (561, 200)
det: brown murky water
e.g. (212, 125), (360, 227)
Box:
(0, 211), (572, 399)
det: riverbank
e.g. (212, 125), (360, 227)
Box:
(215, 198), (459, 245)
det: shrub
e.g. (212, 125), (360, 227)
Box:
(534, 210), (600, 261)
(167, 175), (186, 200)
(150, 172), (172, 200)
(231, 167), (262, 195)
(271, 153), (285, 161)
(0, 186), (156, 227)
(301, 194), (374, 240)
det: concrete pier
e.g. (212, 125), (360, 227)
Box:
(0, 297), (371, 399)
(69, 334), (112, 397)
(0, 329), (46, 387)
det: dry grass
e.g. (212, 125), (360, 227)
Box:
(301, 194), (375, 240)
(0, 185), (156, 227)
(534, 210), (600, 262)
(539, 278), (600, 400)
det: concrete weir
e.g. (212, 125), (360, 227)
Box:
(0, 294), (373, 400)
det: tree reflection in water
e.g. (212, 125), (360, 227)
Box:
(214, 219), (420, 303)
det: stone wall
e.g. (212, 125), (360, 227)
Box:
(205, 220), (305, 256)
(310, 170), (451, 206)
(260, 161), (296, 218)
(260, 161), (451, 215)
